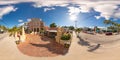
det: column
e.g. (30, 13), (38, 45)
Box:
(21, 26), (26, 42)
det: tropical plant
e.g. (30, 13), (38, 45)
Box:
(104, 20), (120, 33)
(61, 33), (71, 40)
(50, 23), (57, 28)
(116, 24), (120, 33)
(75, 28), (82, 33)
(104, 20), (112, 32)
(8, 26), (22, 37)
(0, 25), (8, 31)
(110, 22), (120, 33)
(69, 26), (74, 30)
(39, 28), (45, 35)
(104, 20), (112, 25)
(62, 26), (68, 28)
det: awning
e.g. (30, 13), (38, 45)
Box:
(47, 30), (57, 32)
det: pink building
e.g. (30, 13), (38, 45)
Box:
(27, 18), (44, 32)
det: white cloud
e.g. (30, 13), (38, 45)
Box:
(44, 7), (55, 12)
(32, 0), (69, 8)
(113, 8), (120, 19)
(68, 7), (80, 21)
(95, 16), (101, 19)
(93, 4), (118, 20)
(72, 0), (120, 20)
(79, 5), (91, 13)
(18, 22), (24, 26)
(18, 20), (23, 22)
(0, 6), (17, 19)
(0, 1), (19, 5)
(27, 18), (31, 22)
(0, 0), (120, 20)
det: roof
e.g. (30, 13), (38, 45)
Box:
(48, 27), (58, 30)
(44, 26), (49, 30)
(31, 18), (42, 21)
(47, 30), (57, 32)
(46, 27), (58, 32)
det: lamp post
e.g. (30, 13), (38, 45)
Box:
(75, 20), (77, 29)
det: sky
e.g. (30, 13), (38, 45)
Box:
(0, 0), (120, 28)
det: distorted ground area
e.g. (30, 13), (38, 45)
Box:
(17, 34), (68, 57)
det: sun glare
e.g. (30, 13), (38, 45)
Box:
(70, 15), (77, 21)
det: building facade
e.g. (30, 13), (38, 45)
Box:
(27, 18), (44, 32)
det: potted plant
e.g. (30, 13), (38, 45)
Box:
(39, 28), (45, 36)
(61, 33), (71, 40)
(61, 33), (71, 48)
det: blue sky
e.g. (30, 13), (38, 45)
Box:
(0, 0), (120, 28)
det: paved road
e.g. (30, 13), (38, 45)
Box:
(79, 32), (120, 49)
(79, 32), (120, 44)
(0, 33), (8, 40)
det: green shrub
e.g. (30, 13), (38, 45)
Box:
(64, 44), (70, 48)
(30, 30), (32, 33)
(15, 41), (20, 45)
(61, 33), (71, 40)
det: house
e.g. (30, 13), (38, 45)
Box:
(27, 18), (45, 33)
(46, 27), (58, 38)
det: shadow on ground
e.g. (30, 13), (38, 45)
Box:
(77, 35), (90, 46)
(17, 34), (69, 57)
(30, 42), (68, 55)
(77, 34), (100, 52)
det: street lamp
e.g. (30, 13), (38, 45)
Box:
(75, 20), (77, 29)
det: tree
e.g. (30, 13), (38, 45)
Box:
(104, 20), (120, 33)
(104, 20), (111, 25)
(0, 25), (7, 31)
(62, 26), (68, 28)
(69, 26), (74, 30)
(75, 28), (82, 33)
(39, 28), (45, 35)
(8, 26), (22, 37)
(50, 23), (57, 28)
(116, 24), (120, 33)
(104, 20), (112, 32)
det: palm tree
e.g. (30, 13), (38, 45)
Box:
(0, 25), (7, 31)
(8, 26), (22, 37)
(104, 20), (112, 32)
(69, 26), (75, 30)
(116, 24), (120, 34)
(75, 28), (82, 33)
(104, 20), (111, 25)
(111, 22), (120, 33)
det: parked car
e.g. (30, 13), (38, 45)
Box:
(83, 31), (87, 33)
(0, 29), (4, 33)
(105, 32), (112, 35)
(0, 31), (4, 34)
(87, 31), (94, 35)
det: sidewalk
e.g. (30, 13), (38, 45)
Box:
(0, 32), (120, 60)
